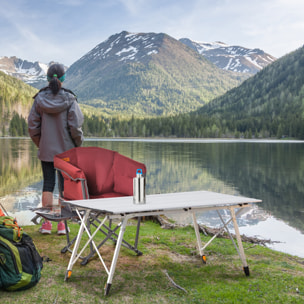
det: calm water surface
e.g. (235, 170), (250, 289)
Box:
(1, 138), (304, 258)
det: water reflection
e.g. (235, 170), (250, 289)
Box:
(0, 187), (41, 225)
(1, 138), (304, 257)
(0, 138), (42, 196)
(198, 142), (304, 233)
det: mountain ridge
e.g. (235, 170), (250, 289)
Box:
(0, 56), (48, 88)
(0, 30), (274, 92)
(0, 57), (68, 89)
(179, 38), (276, 74)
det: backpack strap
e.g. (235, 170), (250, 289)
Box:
(0, 216), (23, 240)
(2, 218), (22, 238)
(33, 86), (49, 99)
(62, 87), (77, 97)
(33, 87), (77, 100)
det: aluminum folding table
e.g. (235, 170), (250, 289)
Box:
(62, 191), (262, 295)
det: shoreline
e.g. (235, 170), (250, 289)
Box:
(2, 136), (304, 144)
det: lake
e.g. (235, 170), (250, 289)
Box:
(1, 137), (304, 258)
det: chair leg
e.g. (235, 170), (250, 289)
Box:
(134, 217), (142, 255)
(64, 220), (70, 243)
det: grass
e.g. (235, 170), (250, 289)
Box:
(1, 219), (304, 303)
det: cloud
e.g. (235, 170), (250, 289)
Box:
(0, 0), (303, 64)
(56, 0), (85, 6)
(162, 0), (304, 57)
(118, 0), (151, 15)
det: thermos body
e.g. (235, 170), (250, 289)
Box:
(133, 169), (146, 204)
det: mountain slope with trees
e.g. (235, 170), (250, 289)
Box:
(197, 45), (304, 138)
(0, 71), (37, 136)
(65, 31), (246, 116)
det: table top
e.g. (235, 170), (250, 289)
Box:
(63, 191), (262, 215)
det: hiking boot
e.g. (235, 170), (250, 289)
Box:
(39, 221), (52, 234)
(57, 222), (67, 235)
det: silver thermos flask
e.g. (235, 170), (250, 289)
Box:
(133, 169), (146, 204)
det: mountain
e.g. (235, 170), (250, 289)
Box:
(0, 56), (49, 89)
(64, 31), (246, 116)
(197, 45), (304, 138)
(179, 38), (276, 74)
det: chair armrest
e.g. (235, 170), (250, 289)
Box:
(54, 157), (86, 181)
(54, 156), (89, 200)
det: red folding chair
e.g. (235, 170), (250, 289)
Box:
(53, 146), (147, 264)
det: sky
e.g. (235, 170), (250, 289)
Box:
(1, 0), (304, 66)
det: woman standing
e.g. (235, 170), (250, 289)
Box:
(28, 63), (84, 234)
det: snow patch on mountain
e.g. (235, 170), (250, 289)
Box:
(1, 31), (277, 89)
(179, 38), (276, 74)
(0, 56), (63, 88)
(116, 46), (138, 61)
(79, 31), (159, 64)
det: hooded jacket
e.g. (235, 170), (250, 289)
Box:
(28, 87), (84, 162)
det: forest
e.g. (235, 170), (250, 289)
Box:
(6, 103), (304, 140)
(79, 111), (304, 139)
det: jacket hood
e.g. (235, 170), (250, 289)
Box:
(35, 88), (74, 114)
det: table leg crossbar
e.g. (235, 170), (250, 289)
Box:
(64, 211), (139, 295)
(192, 207), (250, 276)
(217, 209), (241, 257)
(89, 215), (143, 258)
(65, 210), (111, 281)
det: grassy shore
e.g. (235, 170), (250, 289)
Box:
(1, 219), (304, 303)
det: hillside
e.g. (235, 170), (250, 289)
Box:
(0, 71), (37, 136)
(196, 45), (304, 138)
(64, 31), (246, 116)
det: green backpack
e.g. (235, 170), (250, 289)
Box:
(0, 216), (43, 291)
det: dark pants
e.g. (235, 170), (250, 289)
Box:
(41, 161), (64, 193)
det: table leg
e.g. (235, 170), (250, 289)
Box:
(230, 207), (250, 276)
(64, 209), (90, 281)
(192, 212), (206, 263)
(104, 217), (129, 295)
